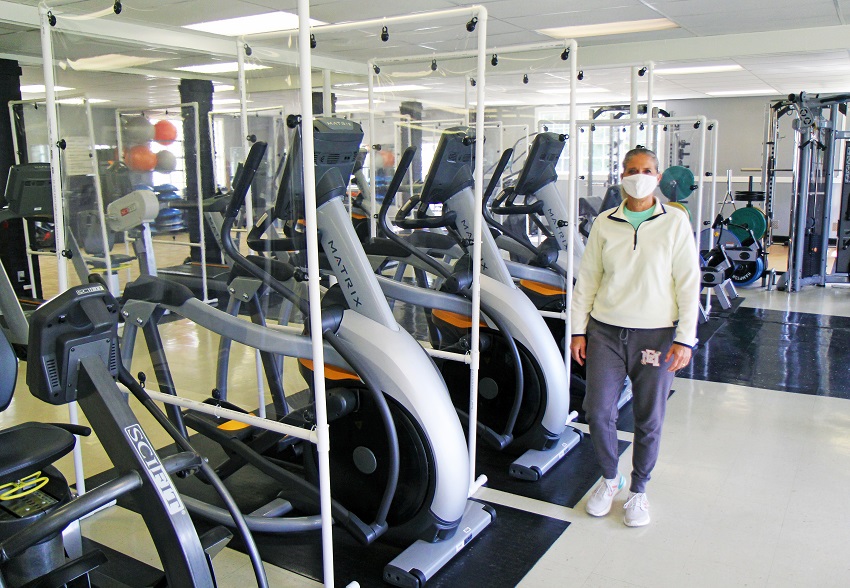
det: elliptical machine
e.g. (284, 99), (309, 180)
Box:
(0, 281), (268, 587)
(482, 132), (632, 417)
(373, 127), (582, 481)
(120, 121), (493, 587)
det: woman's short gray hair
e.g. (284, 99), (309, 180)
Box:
(622, 147), (659, 172)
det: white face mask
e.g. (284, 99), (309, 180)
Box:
(621, 174), (658, 199)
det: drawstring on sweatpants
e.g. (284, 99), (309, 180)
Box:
(619, 328), (630, 343)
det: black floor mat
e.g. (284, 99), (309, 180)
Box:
(696, 295), (746, 347)
(85, 434), (569, 588)
(682, 307), (850, 398)
(475, 434), (630, 508)
(241, 502), (568, 588)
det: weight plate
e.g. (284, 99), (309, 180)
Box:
(659, 166), (696, 202)
(728, 207), (767, 242)
(699, 227), (741, 255)
(731, 257), (765, 286)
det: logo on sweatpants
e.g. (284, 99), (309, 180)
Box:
(641, 349), (661, 367)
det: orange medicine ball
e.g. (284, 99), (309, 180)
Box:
(154, 120), (178, 145)
(126, 144), (157, 172)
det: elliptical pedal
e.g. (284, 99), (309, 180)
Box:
(383, 500), (495, 588)
(509, 426), (583, 481)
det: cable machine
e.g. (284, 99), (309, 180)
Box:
(769, 92), (850, 291)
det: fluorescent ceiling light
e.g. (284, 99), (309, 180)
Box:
(175, 62), (271, 74)
(213, 84), (235, 92)
(538, 18), (677, 39)
(184, 12), (325, 36)
(57, 97), (110, 105)
(357, 84), (429, 93)
(655, 64), (743, 75)
(63, 54), (164, 72)
(333, 82), (364, 88)
(705, 88), (778, 97)
(537, 87), (611, 95)
(20, 85), (74, 93)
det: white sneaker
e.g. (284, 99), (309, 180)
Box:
(623, 492), (650, 527)
(585, 474), (626, 517)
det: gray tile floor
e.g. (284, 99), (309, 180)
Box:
(3, 285), (850, 587)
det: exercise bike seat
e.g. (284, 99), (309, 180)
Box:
(0, 329), (76, 487)
(0, 423), (76, 486)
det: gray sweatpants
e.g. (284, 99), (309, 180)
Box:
(584, 317), (677, 493)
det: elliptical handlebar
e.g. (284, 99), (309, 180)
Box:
(378, 146), (416, 235)
(491, 201), (545, 216)
(378, 148), (455, 280)
(225, 141), (269, 220)
(395, 203), (457, 230)
(482, 148), (514, 212)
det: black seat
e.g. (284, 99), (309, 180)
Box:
(0, 328), (76, 486)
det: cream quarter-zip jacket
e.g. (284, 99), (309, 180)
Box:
(570, 198), (701, 348)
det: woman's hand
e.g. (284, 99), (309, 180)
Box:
(665, 343), (692, 372)
(570, 336), (586, 366)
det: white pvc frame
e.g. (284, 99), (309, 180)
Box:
(252, 6), (493, 584)
(369, 13), (488, 498)
(37, 6), (83, 491)
(33, 1), (318, 521)
(366, 36), (580, 498)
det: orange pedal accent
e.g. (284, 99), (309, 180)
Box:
(218, 417), (252, 432)
(431, 308), (487, 329)
(519, 279), (566, 296)
(351, 213), (367, 220)
(298, 358), (361, 381)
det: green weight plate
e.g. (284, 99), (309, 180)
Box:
(728, 206), (767, 242)
(659, 166), (696, 202)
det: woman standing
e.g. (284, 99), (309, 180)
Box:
(569, 147), (700, 527)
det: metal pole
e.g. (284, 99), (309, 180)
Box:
(630, 66), (639, 149)
(791, 123), (811, 291)
(646, 62), (654, 148)
(114, 109), (124, 163)
(763, 103), (778, 249)
(323, 69), (332, 115)
(39, 8), (68, 293)
(237, 38), (266, 418)
(373, 38), (578, 66)
(693, 117), (708, 245)
(468, 6), (487, 496)
(819, 105), (839, 284)
(709, 120), (719, 237)
(464, 75), (470, 126)
(144, 390), (316, 441)
(85, 99), (115, 294)
(691, 118), (708, 312)
(40, 5), (85, 495)
(277, 6), (480, 37)
(297, 1), (335, 584)
(566, 39), (578, 385)
(237, 38), (255, 228)
(191, 103), (209, 303)
(368, 61), (377, 239)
